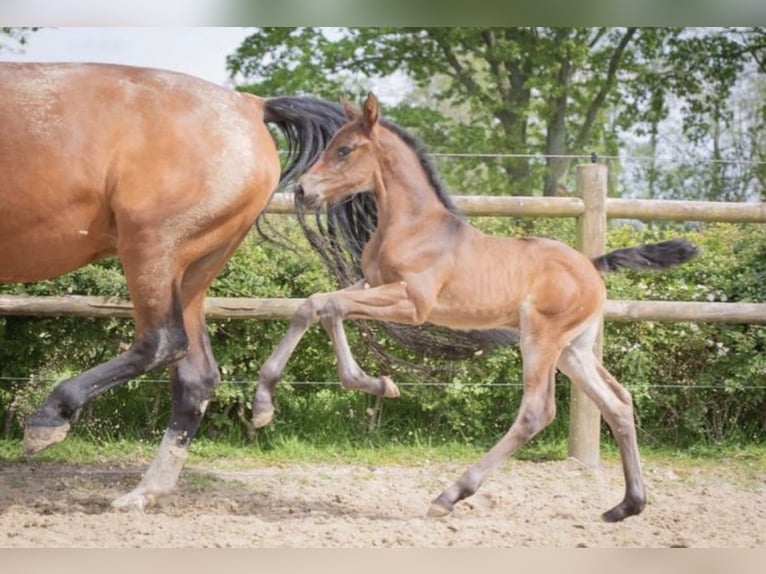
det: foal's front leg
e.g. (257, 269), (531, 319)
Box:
(252, 280), (377, 427)
(318, 295), (402, 399)
(252, 281), (417, 428)
(252, 291), (336, 428)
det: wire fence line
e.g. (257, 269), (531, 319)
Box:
(0, 376), (762, 392)
(277, 148), (766, 167)
(428, 152), (766, 166)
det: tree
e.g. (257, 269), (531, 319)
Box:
(620, 28), (765, 202)
(227, 28), (653, 196)
(0, 27), (38, 52)
(228, 27), (762, 199)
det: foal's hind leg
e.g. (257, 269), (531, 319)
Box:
(429, 321), (563, 516)
(556, 322), (646, 522)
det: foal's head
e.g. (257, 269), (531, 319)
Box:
(299, 92), (382, 210)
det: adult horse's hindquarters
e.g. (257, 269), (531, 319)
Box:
(0, 62), (345, 510)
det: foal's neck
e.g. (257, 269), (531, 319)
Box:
(373, 129), (451, 227)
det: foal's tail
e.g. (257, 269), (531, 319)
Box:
(263, 96), (347, 188)
(592, 239), (699, 273)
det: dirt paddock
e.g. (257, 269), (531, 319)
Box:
(0, 456), (763, 548)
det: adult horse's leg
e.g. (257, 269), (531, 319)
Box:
(111, 233), (257, 510)
(428, 312), (564, 516)
(23, 282), (188, 454)
(252, 282), (400, 428)
(556, 321), (646, 522)
(111, 294), (217, 510)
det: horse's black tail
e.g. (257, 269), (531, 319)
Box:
(263, 96), (347, 188)
(592, 239), (699, 273)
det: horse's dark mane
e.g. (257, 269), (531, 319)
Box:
(295, 110), (517, 370)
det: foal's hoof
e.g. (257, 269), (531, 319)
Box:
(381, 376), (400, 398)
(252, 408), (275, 429)
(601, 497), (646, 523)
(23, 423), (70, 455)
(426, 500), (453, 518)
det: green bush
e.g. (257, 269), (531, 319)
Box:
(603, 223), (766, 446)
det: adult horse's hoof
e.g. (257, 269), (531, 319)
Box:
(23, 423), (70, 455)
(111, 490), (154, 512)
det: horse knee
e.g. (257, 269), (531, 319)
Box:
(318, 297), (345, 325)
(293, 294), (325, 327)
(258, 361), (281, 386)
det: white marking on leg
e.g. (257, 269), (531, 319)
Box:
(111, 430), (188, 511)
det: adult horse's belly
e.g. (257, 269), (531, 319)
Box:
(0, 64), (119, 283)
(0, 129), (115, 283)
(0, 198), (115, 283)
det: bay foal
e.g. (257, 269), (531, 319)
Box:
(254, 92), (698, 521)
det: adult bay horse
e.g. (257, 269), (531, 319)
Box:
(0, 62), (346, 510)
(253, 92), (699, 522)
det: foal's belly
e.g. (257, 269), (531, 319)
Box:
(426, 305), (522, 331)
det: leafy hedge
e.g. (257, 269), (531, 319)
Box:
(1, 217), (764, 449)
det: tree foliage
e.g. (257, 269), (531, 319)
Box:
(228, 27), (762, 199)
(0, 27), (38, 52)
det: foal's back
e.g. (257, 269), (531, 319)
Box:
(428, 224), (606, 332)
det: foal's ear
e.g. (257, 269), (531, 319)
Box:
(362, 92), (380, 133)
(341, 97), (360, 121)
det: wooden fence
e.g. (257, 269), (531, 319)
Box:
(1, 164), (765, 466)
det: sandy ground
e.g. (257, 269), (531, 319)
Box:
(0, 456), (763, 548)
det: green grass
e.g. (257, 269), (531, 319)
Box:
(0, 435), (488, 469)
(2, 435), (763, 477)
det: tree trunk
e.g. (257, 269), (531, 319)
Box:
(544, 39), (572, 197)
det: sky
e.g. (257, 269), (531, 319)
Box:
(1, 27), (252, 86)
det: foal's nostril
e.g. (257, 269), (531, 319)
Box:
(303, 193), (322, 211)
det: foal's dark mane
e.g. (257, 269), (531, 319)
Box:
(296, 113), (516, 368)
(379, 118), (462, 217)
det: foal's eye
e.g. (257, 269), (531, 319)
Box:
(337, 145), (354, 158)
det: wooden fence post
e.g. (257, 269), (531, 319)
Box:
(569, 163), (608, 469)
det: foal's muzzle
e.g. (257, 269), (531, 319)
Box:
(295, 184), (323, 211)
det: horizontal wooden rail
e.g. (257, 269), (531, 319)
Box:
(604, 300), (766, 323)
(267, 193), (766, 223)
(606, 198), (766, 223)
(267, 193), (587, 218)
(2, 295), (764, 324)
(454, 196), (584, 218)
